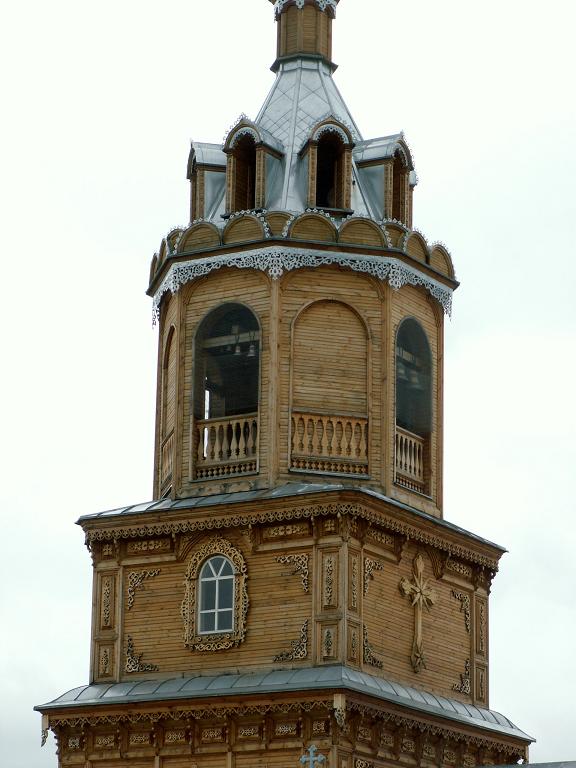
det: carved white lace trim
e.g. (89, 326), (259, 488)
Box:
(152, 246), (452, 323)
(274, 0), (338, 18)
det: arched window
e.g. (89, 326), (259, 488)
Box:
(182, 536), (249, 652)
(232, 133), (256, 212)
(194, 304), (260, 479)
(396, 319), (432, 437)
(316, 132), (345, 209)
(194, 304), (260, 420)
(199, 556), (235, 633)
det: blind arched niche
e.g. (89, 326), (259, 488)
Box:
(290, 300), (369, 476)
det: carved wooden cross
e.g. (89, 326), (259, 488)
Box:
(399, 553), (437, 673)
(300, 745), (326, 768)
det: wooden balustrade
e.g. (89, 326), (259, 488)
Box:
(395, 426), (427, 494)
(160, 430), (174, 489)
(195, 414), (258, 479)
(290, 411), (369, 475)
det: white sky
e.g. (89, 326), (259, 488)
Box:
(0, 0), (575, 765)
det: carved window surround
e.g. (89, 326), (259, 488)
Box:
(181, 536), (249, 652)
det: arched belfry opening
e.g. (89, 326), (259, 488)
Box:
(395, 318), (432, 494)
(232, 134), (257, 212)
(392, 149), (409, 223)
(193, 304), (260, 479)
(316, 132), (345, 209)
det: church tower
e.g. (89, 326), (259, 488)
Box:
(37, 2), (533, 766)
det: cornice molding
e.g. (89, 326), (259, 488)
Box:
(82, 500), (500, 571)
(152, 245), (453, 322)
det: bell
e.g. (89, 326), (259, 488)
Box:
(247, 342), (256, 358)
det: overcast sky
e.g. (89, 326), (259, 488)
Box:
(1, 1), (575, 765)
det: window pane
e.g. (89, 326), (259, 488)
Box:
(218, 578), (234, 609)
(220, 560), (233, 577)
(200, 560), (215, 579)
(201, 579), (216, 611)
(200, 612), (215, 633)
(217, 610), (233, 631)
(211, 556), (225, 573)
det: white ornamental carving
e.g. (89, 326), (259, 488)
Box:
(152, 246), (453, 323)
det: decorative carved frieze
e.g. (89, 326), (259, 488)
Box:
(263, 522), (310, 540)
(181, 536), (249, 652)
(276, 553), (310, 592)
(453, 659), (471, 695)
(452, 589), (471, 633)
(348, 624), (359, 663)
(476, 598), (487, 656)
(273, 620), (309, 662)
(363, 557), (384, 596)
(43, 700), (528, 764)
(355, 759), (374, 768)
(274, 721), (298, 736)
(67, 736), (81, 751)
(100, 575), (114, 629)
(312, 720), (328, 735)
(357, 724), (371, 741)
(238, 725), (259, 739)
(323, 554), (336, 607)
(323, 628), (334, 658)
(127, 538), (171, 554)
(349, 553), (359, 610)
(125, 635), (159, 673)
(446, 558), (473, 579)
(201, 727), (224, 741)
(98, 646), (113, 677)
(84, 501), (501, 570)
(165, 729), (187, 743)
(399, 554), (437, 673)
(126, 569), (160, 610)
(129, 733), (150, 745)
(95, 734), (116, 749)
(362, 624), (383, 669)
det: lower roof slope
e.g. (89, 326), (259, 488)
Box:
(36, 665), (532, 744)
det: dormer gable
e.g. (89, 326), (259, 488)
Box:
(300, 117), (354, 213)
(223, 120), (284, 214)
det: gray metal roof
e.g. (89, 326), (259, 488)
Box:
(77, 482), (505, 554)
(36, 665), (532, 743)
(493, 764), (576, 768)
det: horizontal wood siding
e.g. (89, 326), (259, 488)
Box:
(181, 225), (220, 251)
(292, 300), (368, 414)
(223, 217), (264, 244)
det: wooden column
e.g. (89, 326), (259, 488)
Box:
(307, 144), (318, 208)
(225, 153), (235, 213)
(383, 159), (394, 219)
(255, 147), (266, 210)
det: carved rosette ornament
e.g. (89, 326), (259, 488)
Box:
(399, 554), (437, 673)
(181, 536), (249, 652)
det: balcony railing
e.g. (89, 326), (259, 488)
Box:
(395, 426), (427, 494)
(160, 429), (174, 489)
(290, 411), (369, 476)
(195, 414), (258, 480)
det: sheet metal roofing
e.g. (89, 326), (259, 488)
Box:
(77, 482), (505, 553)
(36, 665), (532, 743)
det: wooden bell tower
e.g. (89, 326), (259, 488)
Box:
(36, 2), (533, 767)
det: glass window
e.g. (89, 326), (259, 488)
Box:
(199, 556), (235, 633)
(396, 318), (432, 437)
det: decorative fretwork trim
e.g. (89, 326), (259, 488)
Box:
(83, 503), (500, 571)
(362, 625), (383, 669)
(125, 636), (159, 674)
(364, 557), (384, 596)
(181, 536), (249, 652)
(127, 569), (160, 610)
(43, 699), (527, 761)
(274, 0), (338, 19)
(453, 658), (472, 695)
(151, 246), (453, 322)
(273, 620), (309, 661)
(452, 590), (471, 633)
(276, 553), (310, 592)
